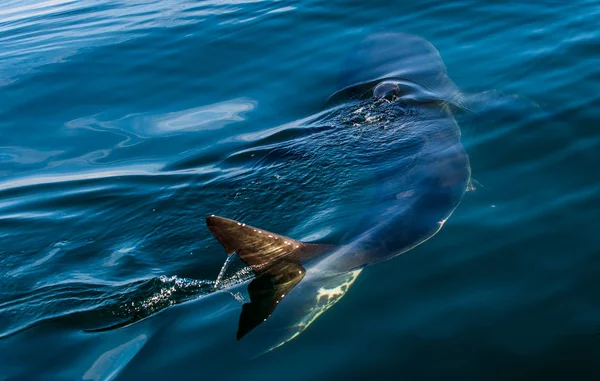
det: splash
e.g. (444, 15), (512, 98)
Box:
(107, 255), (255, 330)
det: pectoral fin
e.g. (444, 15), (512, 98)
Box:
(237, 260), (306, 340)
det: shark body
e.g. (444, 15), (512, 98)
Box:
(205, 32), (471, 350)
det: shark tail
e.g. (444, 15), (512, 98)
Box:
(205, 215), (334, 340)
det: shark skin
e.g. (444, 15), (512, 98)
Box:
(205, 32), (472, 352)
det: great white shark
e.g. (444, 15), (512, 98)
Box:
(205, 32), (472, 351)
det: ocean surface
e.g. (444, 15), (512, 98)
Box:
(1, 1), (599, 380)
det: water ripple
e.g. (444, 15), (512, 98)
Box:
(1, 0), (600, 379)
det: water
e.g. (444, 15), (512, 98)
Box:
(1, 0), (599, 380)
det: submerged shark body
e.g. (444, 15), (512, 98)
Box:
(206, 33), (471, 351)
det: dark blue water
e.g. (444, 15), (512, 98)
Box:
(1, 1), (599, 380)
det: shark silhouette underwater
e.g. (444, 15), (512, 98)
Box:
(204, 32), (473, 350)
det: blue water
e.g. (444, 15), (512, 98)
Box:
(1, 0), (600, 380)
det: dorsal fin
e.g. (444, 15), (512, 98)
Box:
(206, 215), (337, 340)
(206, 215), (333, 272)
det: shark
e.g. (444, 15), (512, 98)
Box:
(204, 32), (472, 351)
